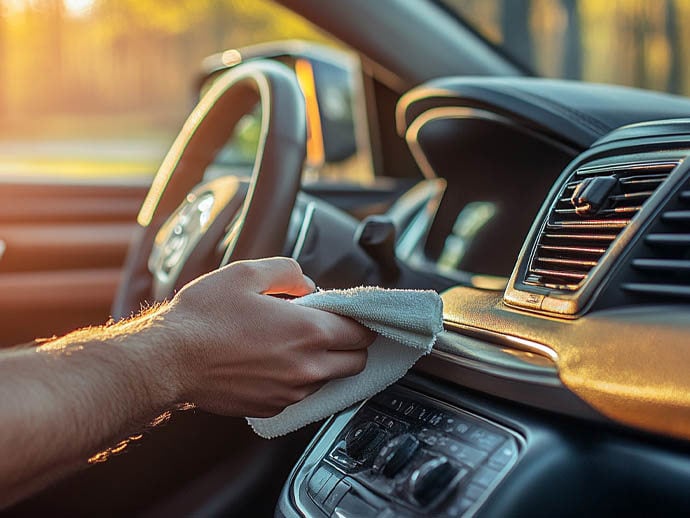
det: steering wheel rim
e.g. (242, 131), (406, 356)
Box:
(112, 60), (306, 319)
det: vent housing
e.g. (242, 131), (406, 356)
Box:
(525, 160), (679, 291)
(620, 175), (690, 301)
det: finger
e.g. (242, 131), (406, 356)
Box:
(322, 349), (368, 380)
(318, 315), (377, 351)
(229, 257), (316, 296)
(294, 380), (328, 399)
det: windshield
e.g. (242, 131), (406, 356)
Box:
(441, 0), (688, 96)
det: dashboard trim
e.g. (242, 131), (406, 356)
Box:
(441, 323), (558, 363)
(414, 325), (604, 422)
(404, 106), (577, 181)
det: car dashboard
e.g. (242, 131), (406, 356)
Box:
(277, 77), (690, 517)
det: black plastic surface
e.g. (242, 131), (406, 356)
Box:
(291, 384), (521, 517)
(278, 373), (690, 518)
(594, 171), (690, 309)
(416, 116), (574, 276)
(409, 374), (690, 518)
(399, 78), (690, 149)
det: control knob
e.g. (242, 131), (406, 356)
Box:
(373, 433), (420, 477)
(409, 456), (460, 506)
(345, 422), (387, 461)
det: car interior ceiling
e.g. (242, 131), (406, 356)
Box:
(5, 0), (690, 517)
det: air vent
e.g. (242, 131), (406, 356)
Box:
(622, 179), (690, 300)
(525, 161), (679, 291)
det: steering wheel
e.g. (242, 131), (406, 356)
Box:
(112, 60), (306, 319)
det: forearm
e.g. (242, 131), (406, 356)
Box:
(0, 258), (373, 509)
(0, 306), (181, 508)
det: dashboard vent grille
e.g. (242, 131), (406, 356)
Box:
(525, 161), (678, 290)
(622, 178), (690, 300)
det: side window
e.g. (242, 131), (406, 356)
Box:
(0, 0), (372, 184)
(444, 0), (689, 97)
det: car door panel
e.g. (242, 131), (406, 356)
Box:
(0, 181), (148, 347)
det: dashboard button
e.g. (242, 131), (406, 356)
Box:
(487, 442), (517, 470)
(467, 427), (505, 452)
(314, 471), (342, 506)
(418, 428), (440, 446)
(413, 405), (432, 421)
(447, 496), (475, 516)
(473, 465), (500, 488)
(428, 412), (445, 426)
(402, 402), (417, 416)
(323, 479), (351, 513)
(307, 465), (335, 497)
(374, 393), (405, 413)
(333, 493), (379, 517)
(452, 442), (487, 469)
(464, 482), (485, 501)
(445, 416), (472, 437)
(442, 416), (457, 433)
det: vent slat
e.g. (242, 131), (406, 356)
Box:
(619, 178), (690, 305)
(619, 175), (668, 185)
(661, 210), (690, 224)
(548, 219), (629, 229)
(539, 245), (608, 254)
(578, 165), (672, 177)
(632, 258), (690, 272)
(591, 207), (640, 217)
(543, 232), (618, 241)
(621, 283), (690, 299)
(602, 206), (641, 215)
(557, 191), (652, 205)
(554, 206), (641, 216)
(530, 268), (587, 281)
(538, 257), (599, 268)
(609, 191), (655, 201)
(525, 160), (677, 291)
(646, 233), (690, 246)
(565, 177), (665, 189)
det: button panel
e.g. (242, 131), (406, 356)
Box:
(304, 386), (520, 517)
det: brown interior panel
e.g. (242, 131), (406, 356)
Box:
(0, 182), (146, 223)
(0, 181), (148, 347)
(0, 223), (134, 272)
(0, 268), (122, 346)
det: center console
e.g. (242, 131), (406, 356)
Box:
(278, 384), (521, 517)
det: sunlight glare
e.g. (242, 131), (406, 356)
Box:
(63, 0), (94, 17)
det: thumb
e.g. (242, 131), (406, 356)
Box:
(227, 257), (316, 297)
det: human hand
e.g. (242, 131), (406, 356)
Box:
(158, 257), (375, 417)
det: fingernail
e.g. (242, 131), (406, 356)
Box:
(303, 275), (316, 292)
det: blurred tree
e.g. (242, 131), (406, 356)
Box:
(212, 1), (229, 50)
(631, 2), (649, 89)
(9, 0), (686, 140)
(502, 0), (533, 68)
(666, 0), (682, 94)
(562, 0), (581, 79)
(44, 0), (65, 108)
(0, 3), (5, 120)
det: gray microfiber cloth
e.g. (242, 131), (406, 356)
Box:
(247, 287), (444, 438)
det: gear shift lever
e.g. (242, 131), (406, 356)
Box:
(355, 215), (400, 283)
